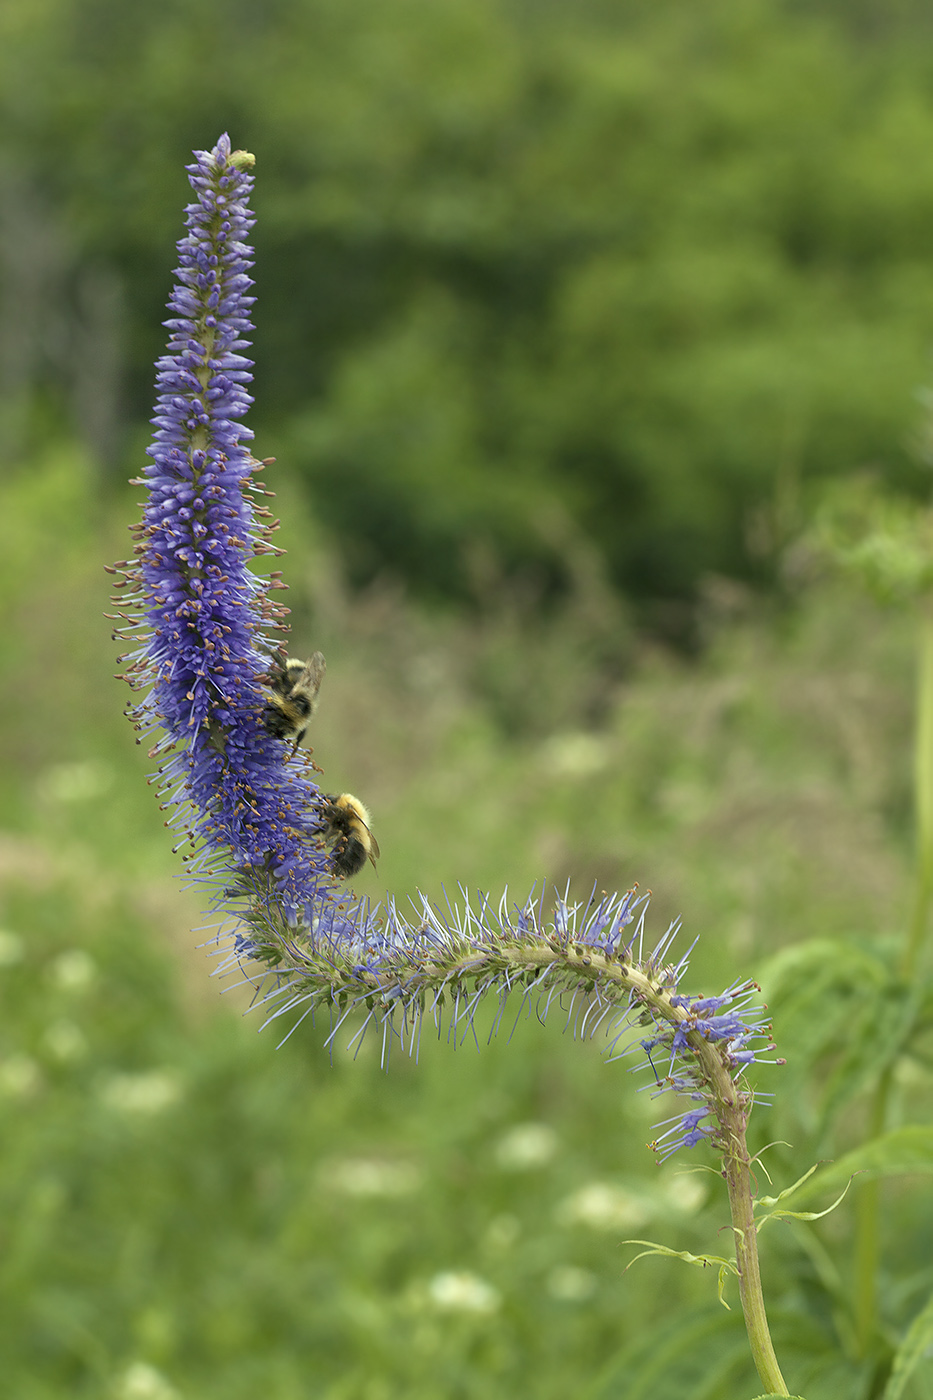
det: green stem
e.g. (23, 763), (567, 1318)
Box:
(902, 609), (933, 983)
(853, 1066), (891, 1354)
(723, 1141), (789, 1394)
(853, 609), (933, 1354)
(697, 1040), (789, 1395)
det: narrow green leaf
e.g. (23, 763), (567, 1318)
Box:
(760, 941), (907, 1130)
(624, 1238), (736, 1274)
(584, 1305), (746, 1400)
(762, 939), (887, 992)
(758, 1162), (822, 1209)
(817, 984), (919, 1128)
(757, 1177), (853, 1229)
(784, 1126), (933, 1206)
(883, 1290), (933, 1400)
(916, 617), (933, 880)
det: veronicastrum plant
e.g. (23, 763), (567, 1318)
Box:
(109, 134), (814, 1398)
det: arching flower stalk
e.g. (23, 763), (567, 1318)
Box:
(108, 135), (788, 1396)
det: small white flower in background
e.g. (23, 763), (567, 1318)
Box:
(0, 1053), (41, 1098)
(43, 1020), (88, 1063)
(484, 1214), (521, 1250)
(100, 1071), (183, 1115)
(0, 929), (24, 967)
(894, 1057), (927, 1088)
(317, 1156), (421, 1197)
(49, 949), (96, 992)
(556, 1181), (656, 1231)
(37, 760), (115, 804)
(494, 1121), (558, 1171)
(541, 732), (611, 778)
(661, 1171), (708, 1214)
(113, 1361), (179, 1400)
(546, 1265), (597, 1302)
(428, 1271), (501, 1315)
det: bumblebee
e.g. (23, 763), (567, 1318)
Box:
(262, 651), (326, 752)
(320, 793), (380, 878)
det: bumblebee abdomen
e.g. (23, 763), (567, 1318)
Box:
(331, 835), (368, 879)
(319, 792), (378, 878)
(262, 696), (306, 740)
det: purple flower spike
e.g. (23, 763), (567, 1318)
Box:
(109, 136), (780, 1165)
(109, 135), (347, 930)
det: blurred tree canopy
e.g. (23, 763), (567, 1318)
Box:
(4, 0), (933, 615)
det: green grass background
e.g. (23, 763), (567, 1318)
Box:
(0, 446), (926, 1398)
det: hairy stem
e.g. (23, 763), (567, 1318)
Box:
(723, 1146), (789, 1395)
(695, 1036), (788, 1394)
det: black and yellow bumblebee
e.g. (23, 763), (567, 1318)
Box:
(319, 793), (380, 878)
(262, 651), (326, 752)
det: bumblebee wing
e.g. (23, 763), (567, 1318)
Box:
(288, 651), (326, 704)
(260, 646), (294, 692)
(356, 818), (380, 865)
(342, 803), (380, 865)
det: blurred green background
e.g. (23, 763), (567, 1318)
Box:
(3, 1), (933, 1396)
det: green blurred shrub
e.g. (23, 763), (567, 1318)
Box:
(5, 0), (933, 612)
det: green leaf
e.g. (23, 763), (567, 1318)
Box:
(760, 939), (889, 1002)
(760, 942), (885, 1064)
(818, 984), (920, 1129)
(761, 940), (920, 1131)
(757, 1166), (853, 1228)
(624, 1238), (736, 1274)
(584, 1305), (747, 1400)
(783, 1126), (933, 1206)
(883, 1290), (933, 1400)
(757, 1162), (822, 1210)
(624, 1238), (738, 1311)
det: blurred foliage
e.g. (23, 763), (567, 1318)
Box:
(3, 450), (933, 1394)
(5, 0), (933, 618)
(813, 474), (933, 605)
